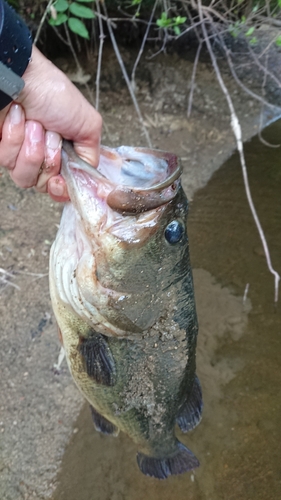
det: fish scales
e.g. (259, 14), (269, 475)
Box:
(49, 141), (203, 479)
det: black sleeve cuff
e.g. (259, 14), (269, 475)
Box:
(0, 0), (32, 109)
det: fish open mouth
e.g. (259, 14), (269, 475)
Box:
(61, 141), (182, 214)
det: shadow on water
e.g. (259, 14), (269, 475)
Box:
(52, 120), (281, 500)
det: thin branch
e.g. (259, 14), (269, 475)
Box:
(102, 3), (152, 147)
(64, 23), (83, 74)
(0, 267), (14, 278)
(212, 23), (281, 111)
(200, 4), (231, 24)
(258, 51), (280, 148)
(92, 13), (154, 27)
(15, 270), (48, 278)
(198, 0), (280, 302)
(0, 276), (20, 291)
(243, 283), (249, 305)
(34, 0), (54, 46)
(0, 268), (20, 292)
(256, 15), (281, 28)
(50, 25), (69, 46)
(185, 2), (203, 117)
(64, 23), (95, 105)
(187, 42), (202, 118)
(246, 43), (281, 93)
(131, 0), (158, 90)
(95, 0), (105, 112)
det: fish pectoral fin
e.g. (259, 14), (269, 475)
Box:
(79, 333), (116, 386)
(176, 375), (203, 432)
(136, 441), (199, 479)
(90, 405), (119, 436)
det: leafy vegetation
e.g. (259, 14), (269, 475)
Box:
(49, 0), (95, 39)
(42, 0), (281, 51)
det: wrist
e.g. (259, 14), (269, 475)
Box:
(18, 46), (63, 106)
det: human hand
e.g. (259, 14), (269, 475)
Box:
(0, 103), (66, 201)
(0, 46), (102, 201)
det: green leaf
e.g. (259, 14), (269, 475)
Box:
(174, 25), (180, 35)
(75, 0), (94, 2)
(278, 0), (281, 7)
(156, 12), (172, 28)
(174, 16), (186, 25)
(69, 2), (95, 18)
(249, 36), (257, 45)
(276, 35), (281, 46)
(157, 11), (168, 24)
(49, 12), (68, 25)
(245, 26), (255, 36)
(54, 0), (69, 12)
(68, 17), (89, 38)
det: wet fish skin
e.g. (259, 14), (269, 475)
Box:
(50, 143), (202, 479)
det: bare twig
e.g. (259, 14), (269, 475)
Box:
(53, 346), (66, 373)
(64, 24), (95, 105)
(0, 277), (20, 291)
(243, 42), (281, 94)
(243, 283), (249, 304)
(258, 52), (280, 148)
(102, 3), (152, 147)
(34, 0), (54, 46)
(0, 268), (20, 292)
(211, 22), (281, 111)
(15, 270), (48, 278)
(131, 0), (158, 90)
(187, 42), (202, 117)
(0, 267), (14, 278)
(50, 25), (69, 46)
(198, 0), (280, 302)
(95, 0), (105, 111)
(256, 15), (281, 28)
(258, 126), (280, 148)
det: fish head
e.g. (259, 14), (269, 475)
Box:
(50, 141), (192, 338)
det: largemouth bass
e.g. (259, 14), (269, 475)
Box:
(49, 141), (202, 479)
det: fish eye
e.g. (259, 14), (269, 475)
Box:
(164, 220), (185, 244)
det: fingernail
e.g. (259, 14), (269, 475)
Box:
(49, 177), (64, 197)
(26, 121), (44, 143)
(9, 104), (23, 125)
(46, 131), (61, 151)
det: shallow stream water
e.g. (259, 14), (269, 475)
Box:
(52, 120), (281, 500)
